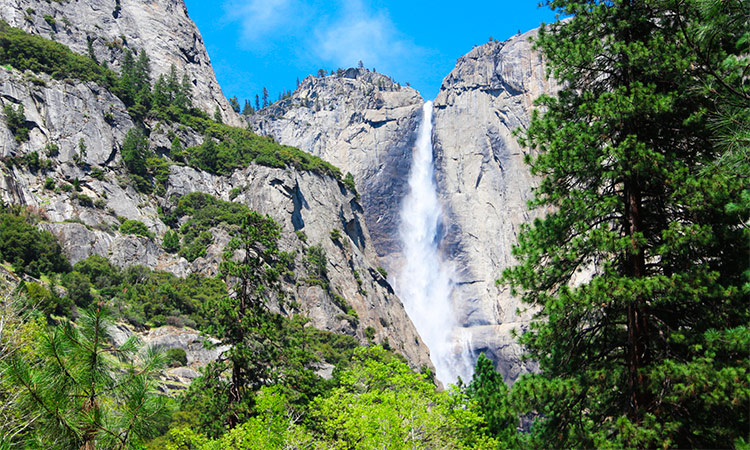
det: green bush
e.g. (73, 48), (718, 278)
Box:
(119, 219), (152, 238)
(89, 167), (105, 180)
(162, 229), (180, 253)
(0, 206), (71, 277)
(75, 193), (94, 207)
(24, 151), (39, 170)
(0, 20), (118, 89)
(179, 116), (343, 179)
(43, 177), (55, 190)
(3, 103), (29, 142)
(45, 142), (59, 157)
(179, 231), (212, 262)
(165, 348), (188, 367)
(62, 270), (93, 307)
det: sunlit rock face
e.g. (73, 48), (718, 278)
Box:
(0, 2), (433, 371)
(0, 0), (242, 126)
(432, 29), (558, 382)
(251, 31), (559, 383)
(249, 68), (425, 274)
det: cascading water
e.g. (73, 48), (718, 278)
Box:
(394, 101), (474, 385)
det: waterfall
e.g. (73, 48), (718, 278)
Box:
(394, 101), (474, 386)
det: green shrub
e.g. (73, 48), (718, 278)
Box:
(364, 326), (376, 341)
(3, 103), (29, 142)
(75, 193), (93, 207)
(119, 219), (152, 238)
(343, 172), (358, 198)
(45, 142), (59, 157)
(43, 177), (55, 190)
(376, 266), (388, 278)
(0, 21), (118, 89)
(179, 116), (344, 179)
(42, 14), (55, 28)
(90, 167), (105, 180)
(61, 270), (93, 307)
(24, 151), (39, 170)
(0, 206), (71, 277)
(162, 229), (180, 253)
(165, 348), (188, 367)
(179, 231), (212, 262)
(295, 230), (307, 243)
(330, 228), (342, 242)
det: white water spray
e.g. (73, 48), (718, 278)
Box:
(395, 101), (474, 385)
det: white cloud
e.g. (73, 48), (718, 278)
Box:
(313, 1), (416, 72)
(226, 0), (295, 40)
(225, 0), (424, 78)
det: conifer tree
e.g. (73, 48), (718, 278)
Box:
(504, 1), (749, 448)
(184, 212), (288, 433)
(4, 307), (167, 449)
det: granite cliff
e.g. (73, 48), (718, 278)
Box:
(252, 31), (557, 382)
(0, 0), (242, 126)
(432, 30), (558, 381)
(0, 3), (432, 371)
(250, 69), (424, 271)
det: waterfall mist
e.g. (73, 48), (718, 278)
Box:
(394, 101), (474, 385)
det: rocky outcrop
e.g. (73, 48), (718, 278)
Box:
(0, 53), (432, 370)
(431, 30), (558, 382)
(0, 0), (242, 126)
(249, 68), (424, 270)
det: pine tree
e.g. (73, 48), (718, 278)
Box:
(121, 127), (149, 176)
(504, 1), (749, 448)
(4, 307), (167, 449)
(262, 87), (269, 108)
(229, 96), (240, 113)
(242, 99), (254, 115)
(184, 212), (287, 433)
(465, 354), (517, 445)
(255, 94), (260, 111)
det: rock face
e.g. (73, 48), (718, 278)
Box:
(250, 33), (557, 382)
(431, 30), (558, 381)
(0, 10), (432, 370)
(250, 69), (424, 269)
(0, 0), (242, 126)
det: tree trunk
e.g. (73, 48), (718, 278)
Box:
(624, 175), (649, 420)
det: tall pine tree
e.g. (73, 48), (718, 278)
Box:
(504, 1), (749, 448)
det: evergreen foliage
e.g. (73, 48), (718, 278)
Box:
(118, 49), (152, 119)
(0, 206), (70, 277)
(180, 117), (343, 179)
(180, 211), (315, 435)
(465, 354), (517, 445)
(0, 20), (118, 88)
(3, 307), (168, 449)
(2, 103), (29, 142)
(503, 1), (750, 448)
(119, 219), (152, 238)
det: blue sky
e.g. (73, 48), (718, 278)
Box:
(183, 0), (558, 105)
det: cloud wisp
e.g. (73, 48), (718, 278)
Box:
(225, 0), (297, 43)
(226, 0), (425, 77)
(313, 1), (418, 73)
